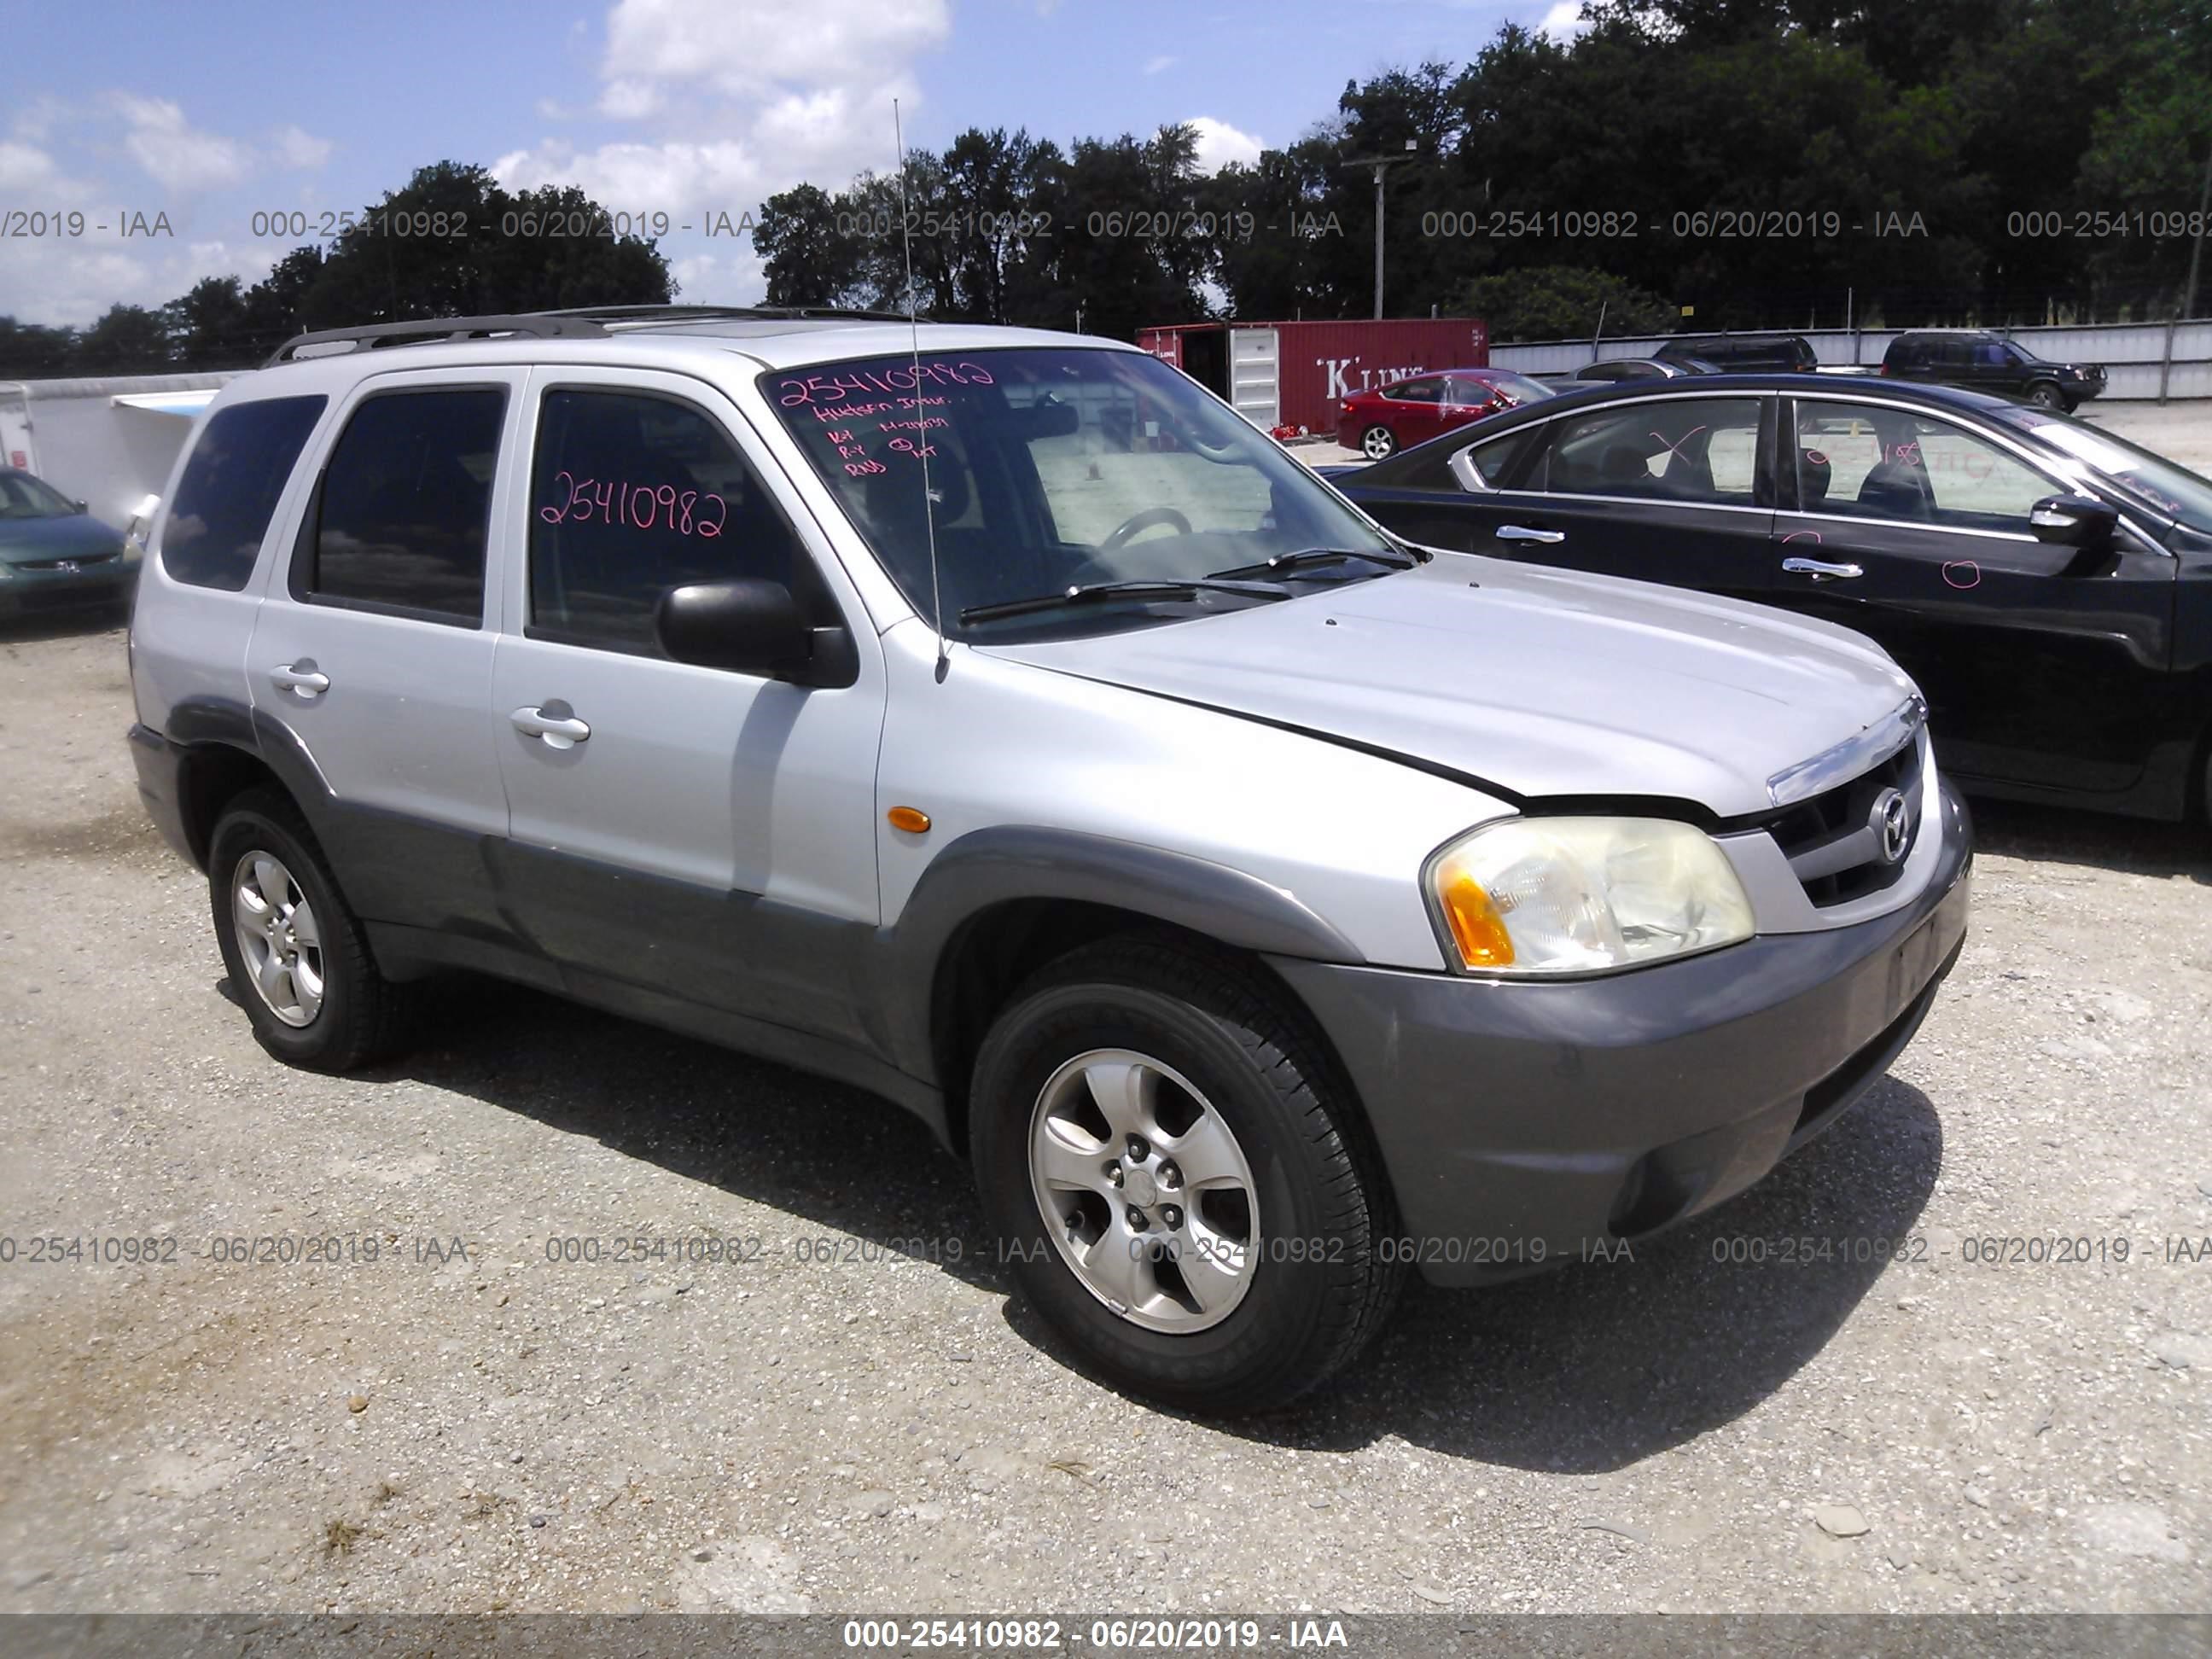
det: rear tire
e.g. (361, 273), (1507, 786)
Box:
(1360, 425), (1398, 460)
(969, 937), (1403, 1415)
(207, 788), (415, 1072)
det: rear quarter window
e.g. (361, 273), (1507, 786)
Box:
(159, 395), (328, 590)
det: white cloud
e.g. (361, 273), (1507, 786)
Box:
(0, 235), (276, 329)
(114, 96), (253, 192)
(597, 79), (663, 120)
(0, 141), (63, 191)
(494, 0), (950, 258)
(1144, 54), (1178, 75)
(600, 0), (948, 100)
(0, 103), (318, 325)
(1537, 1), (1588, 39)
(494, 136), (763, 214)
(1187, 116), (1264, 173)
(271, 125), (333, 170)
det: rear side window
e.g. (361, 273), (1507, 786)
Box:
(297, 388), (504, 624)
(527, 389), (806, 656)
(160, 395), (326, 590)
(1384, 378), (1443, 404)
(1533, 398), (1763, 504)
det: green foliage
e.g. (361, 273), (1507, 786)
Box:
(1458, 265), (1679, 341)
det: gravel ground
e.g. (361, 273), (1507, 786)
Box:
(1, 585), (2209, 1621)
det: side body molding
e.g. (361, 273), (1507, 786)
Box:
(868, 825), (1365, 1086)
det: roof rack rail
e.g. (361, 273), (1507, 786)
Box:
(543, 302), (928, 326)
(263, 312), (610, 366)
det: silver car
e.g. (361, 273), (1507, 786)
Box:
(126, 306), (1971, 1413)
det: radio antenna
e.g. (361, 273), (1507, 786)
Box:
(893, 98), (949, 683)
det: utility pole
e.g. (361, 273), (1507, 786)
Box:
(1341, 140), (1418, 320)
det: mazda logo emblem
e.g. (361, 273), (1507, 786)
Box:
(1871, 788), (1910, 864)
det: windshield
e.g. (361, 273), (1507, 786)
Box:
(0, 472), (74, 520)
(767, 346), (1400, 637)
(1478, 371), (1557, 405)
(1995, 407), (2212, 533)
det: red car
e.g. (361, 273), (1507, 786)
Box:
(1334, 368), (1557, 460)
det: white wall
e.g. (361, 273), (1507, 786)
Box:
(1490, 320), (2212, 401)
(9, 373), (243, 527)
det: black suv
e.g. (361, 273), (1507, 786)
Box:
(1655, 333), (1817, 373)
(1881, 329), (2106, 412)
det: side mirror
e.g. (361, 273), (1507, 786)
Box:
(656, 579), (813, 677)
(2029, 493), (2117, 550)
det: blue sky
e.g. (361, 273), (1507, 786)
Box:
(0, 0), (1570, 328)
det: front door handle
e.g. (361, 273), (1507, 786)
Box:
(1781, 556), (1864, 581)
(1496, 524), (1565, 544)
(510, 701), (591, 749)
(269, 660), (329, 698)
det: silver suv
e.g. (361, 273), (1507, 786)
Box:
(126, 306), (1971, 1412)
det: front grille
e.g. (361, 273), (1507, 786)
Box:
(15, 552), (118, 572)
(1762, 732), (1924, 906)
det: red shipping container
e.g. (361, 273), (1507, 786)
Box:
(1138, 318), (1489, 436)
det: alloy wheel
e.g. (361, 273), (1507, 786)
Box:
(1027, 1048), (1261, 1333)
(230, 850), (324, 1027)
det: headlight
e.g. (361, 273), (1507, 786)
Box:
(1424, 817), (1755, 975)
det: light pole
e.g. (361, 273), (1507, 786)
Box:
(1341, 141), (1418, 319)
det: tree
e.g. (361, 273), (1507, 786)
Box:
(754, 183), (864, 307)
(1458, 265), (1677, 341)
(164, 276), (251, 369)
(0, 317), (75, 379)
(241, 247), (327, 357)
(72, 306), (172, 373)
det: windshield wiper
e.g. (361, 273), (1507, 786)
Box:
(1203, 545), (1420, 582)
(958, 579), (1292, 625)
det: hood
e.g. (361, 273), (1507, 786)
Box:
(981, 556), (1919, 820)
(0, 512), (125, 563)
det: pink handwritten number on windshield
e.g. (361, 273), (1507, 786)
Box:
(775, 361), (997, 408)
(539, 471), (725, 538)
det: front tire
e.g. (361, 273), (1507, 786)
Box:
(1360, 425), (1398, 460)
(969, 938), (1402, 1414)
(2028, 381), (2064, 410)
(207, 788), (414, 1071)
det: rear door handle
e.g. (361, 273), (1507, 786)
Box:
(510, 702), (591, 749)
(1496, 524), (1565, 544)
(1781, 556), (1864, 581)
(268, 660), (329, 698)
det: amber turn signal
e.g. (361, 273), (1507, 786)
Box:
(887, 806), (932, 834)
(1436, 870), (1516, 968)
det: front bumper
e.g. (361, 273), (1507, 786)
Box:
(1272, 781), (1972, 1285)
(0, 560), (137, 614)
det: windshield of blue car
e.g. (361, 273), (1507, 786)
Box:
(1996, 407), (2212, 533)
(767, 346), (1402, 636)
(0, 473), (74, 520)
